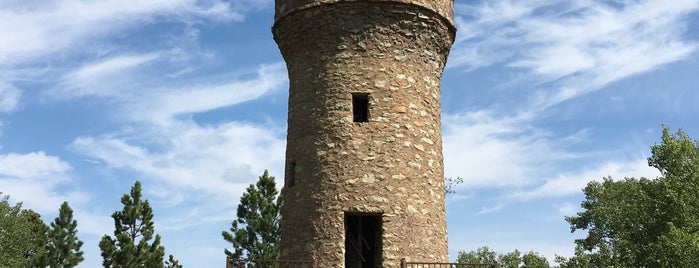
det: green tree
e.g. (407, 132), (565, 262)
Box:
(497, 249), (521, 268)
(37, 201), (84, 268)
(560, 127), (699, 267)
(0, 194), (48, 267)
(521, 251), (549, 268)
(25, 209), (50, 268)
(456, 246), (496, 265)
(222, 170), (282, 260)
(458, 246), (550, 268)
(99, 181), (180, 268)
(554, 245), (594, 268)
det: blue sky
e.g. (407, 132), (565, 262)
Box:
(0, 0), (697, 267)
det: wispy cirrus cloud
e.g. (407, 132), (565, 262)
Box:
(0, 0), (241, 66)
(69, 119), (286, 233)
(49, 50), (286, 122)
(2, 4), (285, 264)
(59, 57), (288, 183)
(451, 0), (698, 109)
(0, 0), (262, 117)
(49, 53), (160, 99)
(443, 0), (698, 201)
(71, 120), (285, 196)
(508, 158), (660, 201)
(132, 63), (287, 124)
(64, 58), (288, 229)
(3, 0), (288, 249)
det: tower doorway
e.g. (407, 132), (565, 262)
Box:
(344, 213), (382, 268)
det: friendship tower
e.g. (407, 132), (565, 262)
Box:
(273, 0), (456, 267)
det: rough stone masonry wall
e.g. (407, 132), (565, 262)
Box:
(274, 1), (455, 267)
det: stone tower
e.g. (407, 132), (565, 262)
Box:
(273, 0), (455, 267)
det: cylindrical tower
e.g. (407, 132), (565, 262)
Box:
(273, 1), (455, 267)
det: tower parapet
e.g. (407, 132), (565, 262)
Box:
(273, 1), (455, 267)
(274, 0), (455, 26)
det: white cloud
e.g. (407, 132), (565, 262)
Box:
(0, 0), (260, 116)
(449, 0), (549, 69)
(509, 158), (661, 201)
(448, 225), (577, 262)
(0, 151), (88, 214)
(63, 58), (288, 229)
(443, 0), (698, 200)
(0, 151), (70, 179)
(476, 203), (505, 215)
(69, 118), (286, 235)
(50, 52), (288, 236)
(70, 208), (113, 238)
(1, 179), (89, 214)
(451, 0), (699, 108)
(557, 203), (577, 218)
(0, 0), (240, 66)
(71, 120), (285, 199)
(49, 55), (287, 124)
(134, 63), (287, 124)
(50, 53), (160, 99)
(157, 205), (232, 231)
(443, 111), (577, 188)
(442, 106), (662, 202)
(0, 82), (21, 113)
(69, 54), (159, 87)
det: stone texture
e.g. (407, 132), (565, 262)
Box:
(274, 1), (455, 267)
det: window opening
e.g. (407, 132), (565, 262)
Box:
(286, 162), (296, 188)
(345, 213), (382, 268)
(352, 93), (369, 122)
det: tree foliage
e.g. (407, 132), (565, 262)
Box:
(445, 176), (464, 195)
(559, 127), (699, 267)
(0, 194), (49, 267)
(165, 254), (183, 268)
(457, 246), (549, 268)
(38, 201), (84, 268)
(521, 251), (550, 268)
(457, 246), (496, 264)
(99, 181), (180, 268)
(497, 249), (521, 268)
(222, 170), (282, 260)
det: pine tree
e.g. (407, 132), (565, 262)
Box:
(222, 170), (282, 260)
(99, 181), (179, 267)
(165, 254), (183, 268)
(39, 201), (84, 268)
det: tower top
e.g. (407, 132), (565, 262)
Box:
(274, 0), (454, 25)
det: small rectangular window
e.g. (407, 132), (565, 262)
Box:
(352, 93), (369, 122)
(286, 162), (296, 188)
